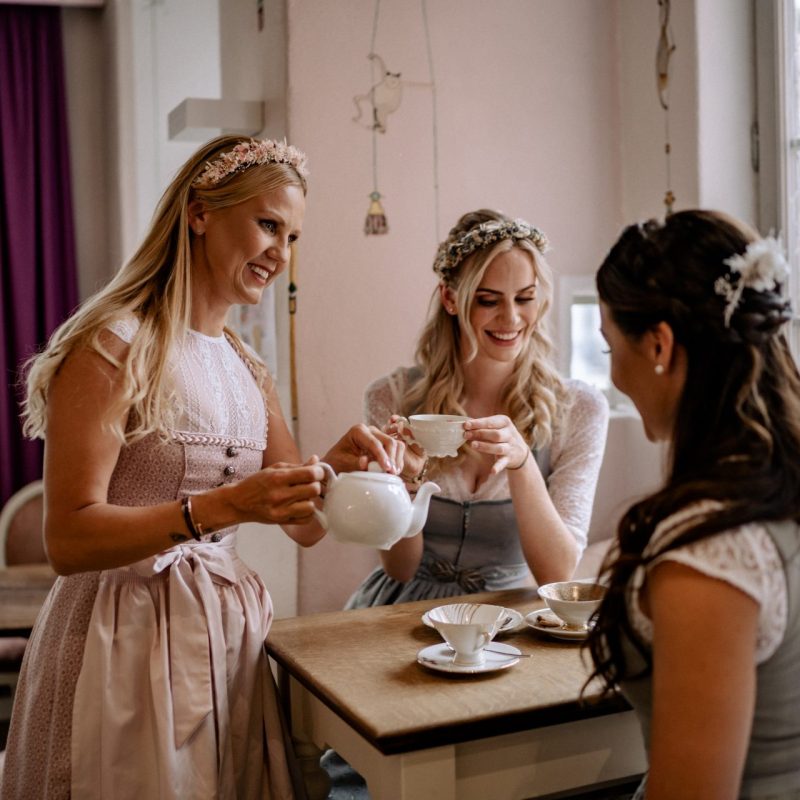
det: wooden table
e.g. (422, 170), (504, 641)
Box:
(0, 563), (56, 635)
(267, 588), (647, 800)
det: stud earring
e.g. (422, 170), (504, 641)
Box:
(654, 364), (665, 375)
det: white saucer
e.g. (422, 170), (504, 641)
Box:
(417, 641), (521, 674)
(524, 609), (591, 641)
(421, 607), (524, 634)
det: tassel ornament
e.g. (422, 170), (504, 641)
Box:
(364, 191), (388, 235)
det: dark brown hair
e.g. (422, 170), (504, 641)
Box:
(586, 209), (800, 690)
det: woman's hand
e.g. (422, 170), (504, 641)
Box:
(321, 423), (405, 475)
(464, 415), (530, 474)
(385, 415), (428, 484)
(229, 457), (326, 525)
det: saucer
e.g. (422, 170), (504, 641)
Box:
(417, 642), (521, 674)
(421, 607), (524, 634)
(524, 608), (591, 641)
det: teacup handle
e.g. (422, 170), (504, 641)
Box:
(392, 416), (415, 445)
(478, 631), (492, 650)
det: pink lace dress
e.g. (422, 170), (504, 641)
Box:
(0, 323), (299, 800)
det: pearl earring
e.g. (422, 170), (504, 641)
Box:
(654, 364), (665, 375)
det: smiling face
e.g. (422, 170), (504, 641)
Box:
(460, 248), (540, 365)
(188, 183), (305, 333)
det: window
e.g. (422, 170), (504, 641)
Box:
(757, 0), (800, 358)
(558, 277), (628, 410)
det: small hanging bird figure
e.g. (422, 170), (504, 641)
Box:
(364, 191), (388, 235)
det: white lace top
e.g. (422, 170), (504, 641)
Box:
(628, 502), (788, 663)
(364, 367), (609, 553)
(107, 317), (266, 449)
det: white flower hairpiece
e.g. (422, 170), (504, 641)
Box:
(433, 218), (549, 278)
(713, 236), (789, 327)
(193, 138), (309, 188)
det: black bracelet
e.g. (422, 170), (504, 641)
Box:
(507, 449), (531, 471)
(180, 496), (203, 541)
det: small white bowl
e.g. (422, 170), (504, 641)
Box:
(537, 581), (605, 629)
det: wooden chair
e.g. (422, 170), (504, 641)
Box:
(0, 480), (46, 568)
(0, 480), (46, 721)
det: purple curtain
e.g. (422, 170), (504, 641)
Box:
(0, 5), (78, 505)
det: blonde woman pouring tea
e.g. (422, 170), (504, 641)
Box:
(1, 136), (403, 799)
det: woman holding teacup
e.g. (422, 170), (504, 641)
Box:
(586, 210), (800, 798)
(347, 209), (609, 608)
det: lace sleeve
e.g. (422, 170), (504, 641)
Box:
(546, 380), (610, 552)
(629, 520), (787, 663)
(106, 315), (140, 344)
(363, 367), (412, 428)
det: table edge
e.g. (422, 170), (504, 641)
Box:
(267, 647), (632, 755)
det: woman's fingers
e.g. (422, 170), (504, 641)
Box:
(234, 464), (328, 524)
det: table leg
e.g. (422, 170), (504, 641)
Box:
(280, 670), (645, 800)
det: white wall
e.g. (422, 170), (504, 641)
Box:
(695, 0), (757, 224)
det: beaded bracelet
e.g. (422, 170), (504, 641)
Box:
(407, 458), (430, 487)
(180, 496), (204, 541)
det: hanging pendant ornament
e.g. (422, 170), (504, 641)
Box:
(656, 0), (677, 214)
(364, 190), (388, 235)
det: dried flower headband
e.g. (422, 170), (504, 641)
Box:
(192, 138), (309, 189)
(433, 218), (549, 278)
(713, 236), (790, 327)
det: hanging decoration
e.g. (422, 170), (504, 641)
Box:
(352, 0), (440, 238)
(365, 190), (388, 235)
(656, 0), (677, 214)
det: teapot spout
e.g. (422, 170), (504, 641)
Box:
(405, 481), (441, 538)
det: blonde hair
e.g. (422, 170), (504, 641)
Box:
(23, 134), (308, 442)
(404, 209), (565, 468)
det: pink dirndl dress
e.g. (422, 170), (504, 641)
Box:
(0, 325), (300, 799)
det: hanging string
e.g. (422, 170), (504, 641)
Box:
(656, 0), (676, 214)
(362, 0), (389, 234)
(370, 0), (381, 196)
(421, 0), (441, 242)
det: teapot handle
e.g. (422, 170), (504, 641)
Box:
(313, 462), (338, 532)
(318, 462), (338, 484)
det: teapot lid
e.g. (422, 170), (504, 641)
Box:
(345, 461), (403, 484)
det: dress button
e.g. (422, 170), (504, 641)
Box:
(226, 446), (238, 458)
(223, 465), (236, 477)
(210, 533), (222, 543)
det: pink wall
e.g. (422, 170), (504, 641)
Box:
(287, 0), (623, 613)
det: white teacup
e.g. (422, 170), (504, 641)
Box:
(399, 414), (468, 458)
(427, 603), (506, 666)
(538, 581), (606, 630)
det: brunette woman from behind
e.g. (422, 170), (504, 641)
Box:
(587, 209), (800, 799)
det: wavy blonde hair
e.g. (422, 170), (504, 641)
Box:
(23, 134), (308, 442)
(404, 209), (566, 468)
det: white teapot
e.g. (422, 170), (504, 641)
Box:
(314, 462), (440, 550)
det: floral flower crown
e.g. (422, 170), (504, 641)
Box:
(713, 236), (790, 327)
(192, 138), (309, 188)
(433, 218), (549, 278)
